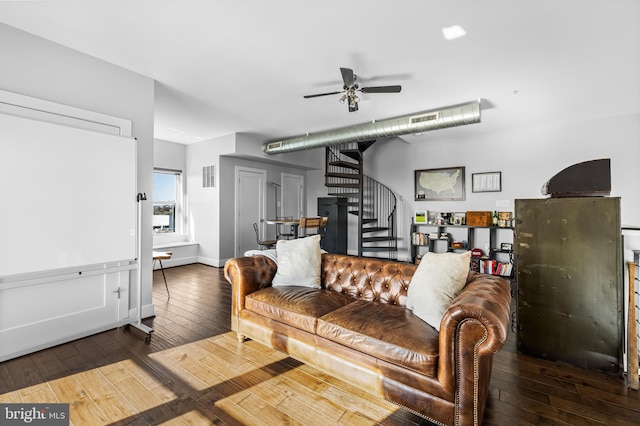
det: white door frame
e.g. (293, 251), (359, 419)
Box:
(281, 172), (304, 220)
(234, 166), (267, 257)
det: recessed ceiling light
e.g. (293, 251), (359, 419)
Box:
(442, 25), (467, 40)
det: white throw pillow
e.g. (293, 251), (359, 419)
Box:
(406, 251), (471, 330)
(272, 235), (322, 288)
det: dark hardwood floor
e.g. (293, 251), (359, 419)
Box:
(0, 263), (638, 425)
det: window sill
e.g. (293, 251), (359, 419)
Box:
(153, 241), (199, 250)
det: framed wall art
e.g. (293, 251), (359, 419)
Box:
(414, 166), (465, 201)
(472, 171), (501, 193)
(414, 209), (427, 223)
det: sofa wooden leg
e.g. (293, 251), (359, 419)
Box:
(236, 333), (246, 342)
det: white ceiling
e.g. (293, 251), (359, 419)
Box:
(0, 0), (638, 145)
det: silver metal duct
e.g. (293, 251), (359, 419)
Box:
(262, 99), (481, 154)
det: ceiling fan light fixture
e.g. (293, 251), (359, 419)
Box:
(304, 67), (402, 112)
(442, 25), (466, 40)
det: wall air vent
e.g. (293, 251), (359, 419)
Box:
(410, 112), (439, 124)
(266, 141), (283, 151)
(202, 165), (215, 188)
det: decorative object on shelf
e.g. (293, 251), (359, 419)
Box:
(498, 211), (512, 227)
(500, 242), (513, 251)
(451, 241), (466, 249)
(472, 171), (502, 193)
(466, 211), (493, 227)
(414, 210), (427, 223)
(414, 166), (465, 201)
(453, 212), (466, 225)
(440, 212), (452, 224)
(427, 210), (439, 224)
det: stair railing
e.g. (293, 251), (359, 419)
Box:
(362, 175), (397, 259)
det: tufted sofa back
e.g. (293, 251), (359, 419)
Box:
(321, 253), (418, 307)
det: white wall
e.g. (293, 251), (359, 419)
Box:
(185, 133), (236, 266)
(367, 112), (640, 262)
(0, 23), (156, 316)
(183, 133), (321, 267)
(154, 138), (186, 171)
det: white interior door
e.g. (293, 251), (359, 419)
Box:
(281, 173), (304, 221)
(235, 166), (267, 256)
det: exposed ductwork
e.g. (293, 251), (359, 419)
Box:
(262, 99), (482, 155)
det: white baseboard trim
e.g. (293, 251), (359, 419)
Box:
(152, 256), (198, 270)
(197, 256), (228, 268)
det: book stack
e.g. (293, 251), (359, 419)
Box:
(411, 232), (428, 246)
(479, 259), (513, 276)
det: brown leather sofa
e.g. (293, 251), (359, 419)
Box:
(224, 253), (511, 425)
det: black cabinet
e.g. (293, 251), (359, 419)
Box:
(515, 197), (622, 374)
(317, 197), (347, 254)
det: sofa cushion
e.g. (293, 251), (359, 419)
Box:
(406, 251), (471, 330)
(316, 300), (440, 376)
(245, 286), (355, 333)
(272, 235), (322, 288)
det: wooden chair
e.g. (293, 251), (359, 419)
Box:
(299, 217), (322, 237)
(253, 222), (277, 249)
(319, 216), (329, 238)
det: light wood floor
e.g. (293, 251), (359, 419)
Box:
(1, 263), (639, 425)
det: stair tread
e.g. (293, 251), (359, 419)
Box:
(363, 236), (396, 242)
(358, 140), (377, 152)
(325, 183), (360, 188)
(341, 150), (361, 161)
(326, 172), (360, 179)
(329, 160), (361, 170)
(362, 226), (389, 233)
(328, 192), (360, 197)
(360, 247), (399, 252)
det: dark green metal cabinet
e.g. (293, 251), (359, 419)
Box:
(515, 197), (622, 374)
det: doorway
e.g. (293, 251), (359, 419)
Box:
(281, 173), (304, 222)
(235, 166), (267, 257)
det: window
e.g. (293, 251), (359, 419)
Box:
(153, 169), (183, 236)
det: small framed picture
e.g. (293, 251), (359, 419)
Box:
(414, 210), (427, 223)
(472, 171), (501, 193)
(453, 212), (466, 225)
(501, 242), (513, 251)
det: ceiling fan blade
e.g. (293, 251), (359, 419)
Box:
(360, 85), (402, 94)
(340, 67), (355, 88)
(303, 90), (344, 99)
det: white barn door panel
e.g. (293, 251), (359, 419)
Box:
(0, 91), (136, 361)
(0, 264), (130, 361)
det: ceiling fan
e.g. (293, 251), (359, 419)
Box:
(304, 67), (401, 112)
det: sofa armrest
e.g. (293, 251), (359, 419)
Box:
(224, 256), (277, 330)
(437, 273), (511, 392)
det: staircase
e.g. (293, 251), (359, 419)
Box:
(325, 141), (398, 259)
